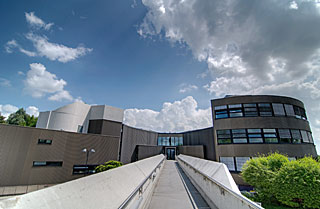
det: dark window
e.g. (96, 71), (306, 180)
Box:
(73, 165), (98, 174)
(217, 130), (232, 144)
(293, 106), (302, 119)
(278, 129), (291, 143)
(244, 103), (258, 117)
(291, 129), (301, 143)
(33, 161), (63, 167)
(38, 139), (52, 145)
(307, 132), (314, 143)
(258, 103), (273, 116)
(300, 108), (307, 120)
(272, 103), (285, 116)
(284, 104), (295, 116)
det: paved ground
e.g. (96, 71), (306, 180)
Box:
(147, 160), (210, 209)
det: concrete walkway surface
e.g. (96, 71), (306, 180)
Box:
(147, 160), (209, 209)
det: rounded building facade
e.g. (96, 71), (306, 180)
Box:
(211, 95), (317, 185)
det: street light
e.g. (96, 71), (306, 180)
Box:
(82, 148), (95, 175)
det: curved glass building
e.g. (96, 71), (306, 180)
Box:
(212, 95), (317, 184)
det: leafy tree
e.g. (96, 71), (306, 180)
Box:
(6, 108), (38, 127)
(273, 157), (320, 208)
(241, 153), (289, 202)
(95, 160), (123, 173)
(0, 113), (6, 124)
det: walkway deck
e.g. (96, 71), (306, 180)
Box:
(147, 160), (210, 209)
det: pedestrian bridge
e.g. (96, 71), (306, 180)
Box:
(0, 155), (263, 209)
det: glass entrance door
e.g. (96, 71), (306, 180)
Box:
(166, 148), (176, 160)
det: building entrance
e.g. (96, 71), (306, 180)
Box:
(165, 147), (176, 160)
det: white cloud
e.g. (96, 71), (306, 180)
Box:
(18, 71), (25, 76)
(48, 90), (73, 102)
(0, 104), (18, 118)
(179, 84), (198, 93)
(26, 33), (92, 63)
(289, 1), (299, 9)
(25, 12), (54, 30)
(24, 63), (73, 101)
(0, 78), (11, 87)
(4, 40), (18, 53)
(26, 106), (39, 117)
(139, 0), (320, 152)
(124, 96), (212, 132)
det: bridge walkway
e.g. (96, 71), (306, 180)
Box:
(147, 160), (210, 209)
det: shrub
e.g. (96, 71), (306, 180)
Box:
(241, 153), (289, 202)
(95, 160), (123, 173)
(273, 157), (320, 208)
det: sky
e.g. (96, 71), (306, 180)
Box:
(1, 0), (320, 153)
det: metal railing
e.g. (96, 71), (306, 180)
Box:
(118, 156), (165, 209)
(177, 156), (264, 209)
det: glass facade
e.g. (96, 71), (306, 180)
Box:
(217, 128), (313, 144)
(214, 102), (308, 121)
(157, 136), (183, 146)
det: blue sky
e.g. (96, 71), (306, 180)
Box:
(1, 0), (320, 153)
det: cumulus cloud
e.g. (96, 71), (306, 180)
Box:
(179, 84), (198, 93)
(0, 78), (11, 87)
(139, 0), (320, 151)
(25, 12), (54, 30)
(24, 63), (73, 101)
(124, 96), (212, 132)
(0, 104), (19, 118)
(26, 106), (39, 117)
(26, 33), (92, 63)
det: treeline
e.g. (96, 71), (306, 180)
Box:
(0, 108), (38, 127)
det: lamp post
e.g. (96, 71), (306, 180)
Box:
(82, 148), (95, 175)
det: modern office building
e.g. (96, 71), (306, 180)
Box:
(0, 95), (317, 195)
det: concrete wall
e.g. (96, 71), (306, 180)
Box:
(177, 155), (263, 209)
(120, 125), (158, 164)
(0, 155), (165, 209)
(0, 124), (120, 187)
(178, 145), (204, 159)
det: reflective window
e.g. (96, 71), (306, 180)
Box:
(258, 103), (273, 116)
(33, 161), (63, 167)
(291, 129), (301, 143)
(215, 105), (227, 110)
(220, 157), (235, 171)
(244, 103), (258, 117)
(215, 110), (229, 119)
(307, 132), (314, 143)
(284, 104), (295, 116)
(229, 104), (243, 118)
(38, 139), (52, 145)
(288, 157), (296, 161)
(248, 129), (263, 143)
(73, 165), (98, 175)
(293, 106), (302, 119)
(278, 129), (291, 143)
(300, 130), (309, 143)
(232, 129), (247, 143)
(235, 157), (250, 172)
(272, 103), (285, 116)
(217, 130), (232, 144)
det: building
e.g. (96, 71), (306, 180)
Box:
(0, 95), (317, 195)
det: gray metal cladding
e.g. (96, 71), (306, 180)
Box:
(120, 125), (158, 164)
(0, 124), (120, 186)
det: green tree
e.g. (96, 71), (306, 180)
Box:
(241, 153), (289, 202)
(95, 160), (123, 173)
(273, 157), (320, 208)
(0, 113), (6, 124)
(6, 108), (38, 127)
